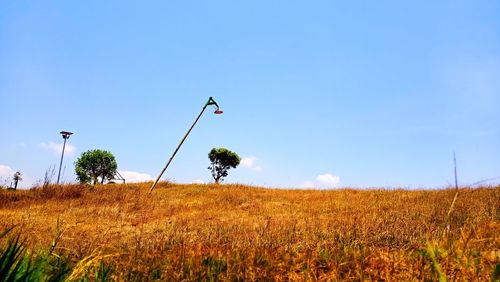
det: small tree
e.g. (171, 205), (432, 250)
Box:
(208, 148), (240, 184)
(75, 149), (118, 184)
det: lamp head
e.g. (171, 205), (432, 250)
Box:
(60, 131), (73, 139)
(206, 97), (223, 115)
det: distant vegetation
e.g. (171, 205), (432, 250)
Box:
(74, 149), (117, 185)
(208, 148), (240, 184)
(0, 183), (498, 280)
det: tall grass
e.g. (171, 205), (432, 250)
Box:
(0, 183), (498, 281)
(0, 226), (70, 281)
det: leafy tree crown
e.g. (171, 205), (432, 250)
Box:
(74, 149), (117, 184)
(208, 148), (240, 184)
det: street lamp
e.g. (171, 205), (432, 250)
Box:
(13, 171), (22, 190)
(150, 97), (223, 191)
(57, 131), (73, 185)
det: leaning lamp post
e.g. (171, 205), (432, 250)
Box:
(150, 97), (223, 191)
(57, 130), (73, 184)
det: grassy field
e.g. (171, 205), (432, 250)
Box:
(0, 183), (499, 281)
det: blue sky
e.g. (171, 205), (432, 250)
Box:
(1, 1), (499, 189)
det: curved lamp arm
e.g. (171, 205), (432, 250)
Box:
(149, 97), (222, 192)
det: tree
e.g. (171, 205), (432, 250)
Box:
(208, 148), (240, 184)
(75, 149), (118, 184)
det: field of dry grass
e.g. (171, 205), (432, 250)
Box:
(0, 183), (498, 281)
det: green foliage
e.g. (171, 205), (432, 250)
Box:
(75, 149), (118, 185)
(202, 256), (227, 280)
(423, 243), (447, 282)
(208, 148), (240, 184)
(0, 226), (27, 281)
(0, 227), (70, 282)
(492, 263), (500, 282)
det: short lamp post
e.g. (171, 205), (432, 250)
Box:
(57, 131), (73, 185)
(13, 171), (22, 190)
(150, 97), (223, 192)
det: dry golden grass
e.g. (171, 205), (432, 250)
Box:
(0, 183), (499, 281)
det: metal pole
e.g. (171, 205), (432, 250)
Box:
(57, 137), (67, 185)
(150, 104), (208, 192)
(453, 152), (458, 190)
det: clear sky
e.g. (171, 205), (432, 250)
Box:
(1, 1), (499, 189)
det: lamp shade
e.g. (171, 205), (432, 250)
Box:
(60, 131), (73, 139)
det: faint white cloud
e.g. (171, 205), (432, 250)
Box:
(118, 170), (153, 183)
(0, 165), (32, 189)
(301, 173), (341, 189)
(241, 157), (262, 172)
(316, 173), (340, 186)
(192, 179), (205, 184)
(0, 164), (15, 180)
(300, 181), (315, 188)
(40, 142), (76, 156)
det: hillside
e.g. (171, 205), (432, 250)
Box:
(0, 183), (498, 281)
